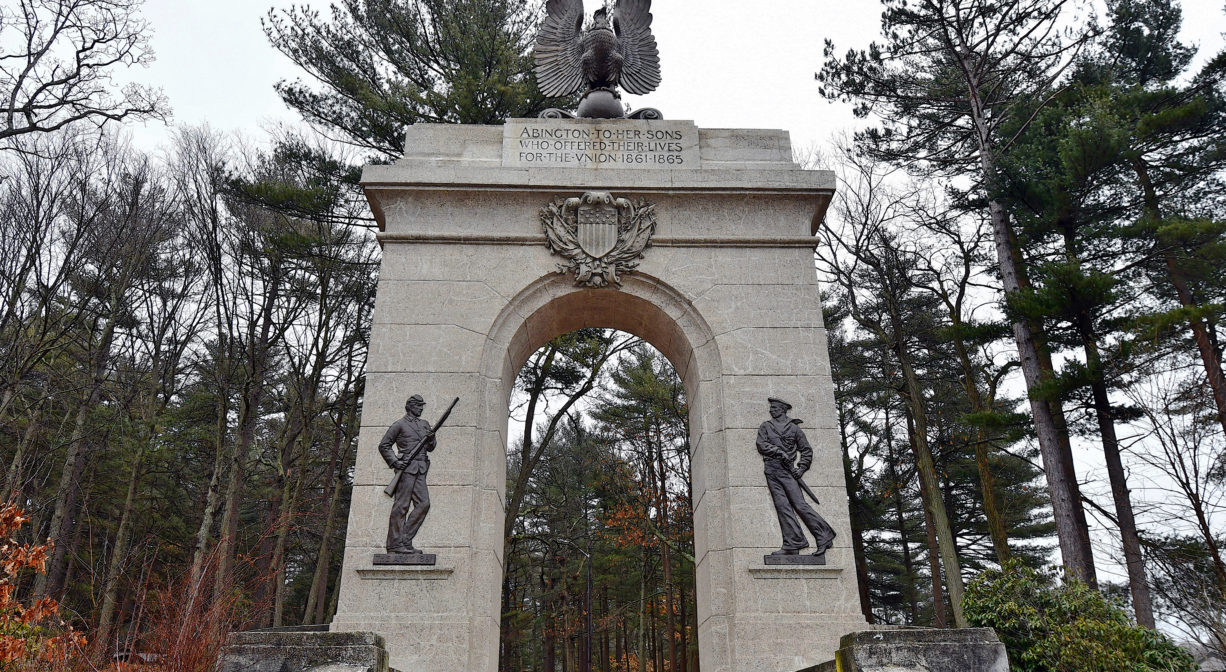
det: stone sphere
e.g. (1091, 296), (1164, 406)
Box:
(576, 90), (626, 119)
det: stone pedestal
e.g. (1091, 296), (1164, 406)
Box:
(807, 629), (1010, 672)
(331, 119), (865, 672)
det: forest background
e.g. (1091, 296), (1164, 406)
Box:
(1, 0), (1225, 670)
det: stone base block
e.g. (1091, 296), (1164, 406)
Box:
(806, 628), (1009, 672)
(217, 629), (392, 672)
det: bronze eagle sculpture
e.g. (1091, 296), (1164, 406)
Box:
(534, 0), (663, 119)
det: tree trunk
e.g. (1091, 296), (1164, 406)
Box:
(1072, 303), (1154, 625)
(839, 401), (875, 623)
(677, 578), (688, 672)
(955, 39), (1097, 580)
(304, 418), (349, 625)
(885, 420), (919, 623)
(214, 267), (282, 600)
(94, 443), (146, 656)
(271, 448), (306, 627)
(545, 567), (557, 672)
(40, 302), (121, 598)
(601, 586), (610, 672)
(984, 197), (1097, 583)
(1088, 372), (1154, 625)
(616, 610), (625, 672)
(654, 440), (677, 672)
(637, 563), (646, 672)
(1167, 258), (1226, 437)
(5, 400), (41, 501)
(1131, 158), (1226, 438)
(189, 374), (228, 590)
(945, 319), (1012, 564)
(918, 480), (947, 628)
(892, 311), (966, 627)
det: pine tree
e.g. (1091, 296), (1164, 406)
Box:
(818, 0), (1100, 583)
(264, 0), (565, 157)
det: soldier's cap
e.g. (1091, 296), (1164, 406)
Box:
(767, 397), (792, 411)
(406, 394), (425, 406)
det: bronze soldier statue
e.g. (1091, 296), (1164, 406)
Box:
(756, 397), (836, 557)
(380, 394), (435, 554)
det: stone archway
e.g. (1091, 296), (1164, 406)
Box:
(476, 272), (720, 672)
(329, 121), (866, 672)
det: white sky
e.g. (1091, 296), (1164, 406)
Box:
(120, 1), (877, 151)
(130, 0), (1226, 155)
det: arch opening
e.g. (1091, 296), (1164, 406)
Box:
(480, 274), (725, 672)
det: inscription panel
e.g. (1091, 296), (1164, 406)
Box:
(503, 119), (699, 169)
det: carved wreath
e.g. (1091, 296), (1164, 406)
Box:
(540, 191), (657, 288)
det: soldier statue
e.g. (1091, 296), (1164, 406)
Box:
(379, 394), (436, 554)
(756, 397), (836, 557)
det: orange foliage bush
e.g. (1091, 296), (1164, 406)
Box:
(0, 504), (84, 670)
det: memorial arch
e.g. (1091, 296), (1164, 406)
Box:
(328, 121), (867, 672)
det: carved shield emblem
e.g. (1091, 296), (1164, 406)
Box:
(576, 192), (619, 258)
(540, 191), (658, 288)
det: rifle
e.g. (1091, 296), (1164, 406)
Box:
(794, 473), (821, 505)
(383, 397), (459, 497)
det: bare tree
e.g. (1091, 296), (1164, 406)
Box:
(0, 0), (167, 144)
(816, 153), (969, 626)
(36, 135), (181, 599)
(1124, 361), (1226, 648)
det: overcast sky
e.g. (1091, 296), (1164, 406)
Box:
(130, 0), (1226, 155)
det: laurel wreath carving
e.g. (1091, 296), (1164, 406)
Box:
(540, 195), (657, 288)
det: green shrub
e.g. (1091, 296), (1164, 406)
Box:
(962, 560), (1195, 672)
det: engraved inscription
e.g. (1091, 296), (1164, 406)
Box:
(504, 120), (699, 169)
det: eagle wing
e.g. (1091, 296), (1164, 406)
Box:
(534, 0), (586, 97)
(612, 0), (661, 95)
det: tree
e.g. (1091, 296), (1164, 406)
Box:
(819, 0), (1100, 584)
(264, 0), (561, 157)
(36, 137), (181, 600)
(1093, 0), (1226, 439)
(1125, 365), (1226, 651)
(818, 190), (970, 626)
(996, 59), (1160, 624)
(0, 0), (167, 145)
(505, 330), (639, 549)
(964, 561), (1195, 671)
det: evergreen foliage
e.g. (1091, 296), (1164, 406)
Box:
(964, 561), (1196, 671)
(264, 0), (564, 156)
